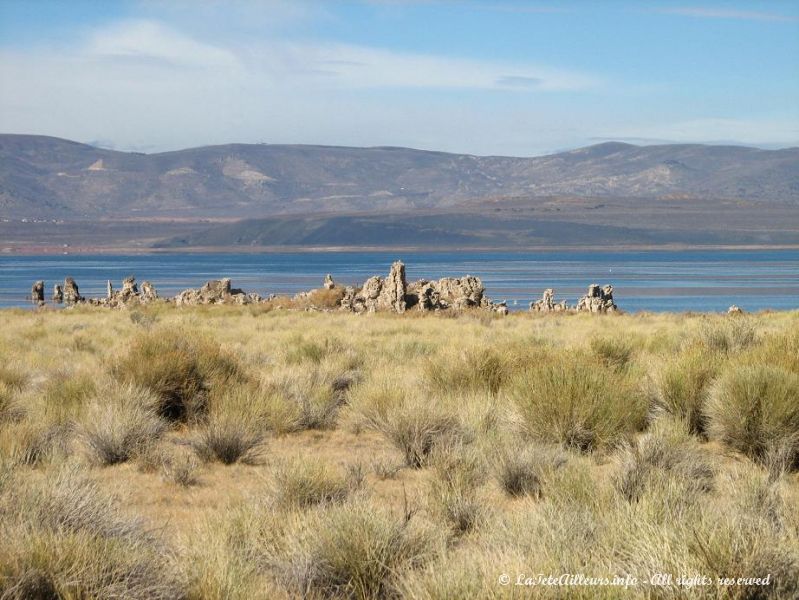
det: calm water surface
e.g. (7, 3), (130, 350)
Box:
(0, 250), (797, 312)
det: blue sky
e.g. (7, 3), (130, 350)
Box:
(1, 0), (797, 155)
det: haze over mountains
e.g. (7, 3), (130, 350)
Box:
(1, 134), (797, 250)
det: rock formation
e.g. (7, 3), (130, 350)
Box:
(436, 276), (487, 309)
(405, 275), (489, 311)
(323, 274), (336, 290)
(727, 305), (744, 315)
(340, 286), (357, 311)
(380, 261), (407, 313)
(338, 261), (502, 315)
(92, 276), (160, 308)
(529, 288), (568, 312)
(52, 284), (63, 304)
(141, 281), (158, 302)
(493, 301), (509, 316)
(63, 277), (83, 306)
(576, 284), (617, 313)
(342, 261), (409, 313)
(174, 278), (260, 306)
(31, 281), (45, 305)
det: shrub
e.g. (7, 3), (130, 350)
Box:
(371, 458), (402, 480)
(495, 443), (567, 498)
(80, 383), (166, 466)
(706, 365), (799, 470)
(425, 347), (510, 396)
(111, 329), (246, 422)
(162, 452), (201, 487)
(179, 510), (271, 600)
(0, 366), (27, 391)
(684, 469), (799, 599)
(427, 445), (486, 534)
(0, 468), (183, 599)
(377, 407), (465, 469)
(0, 383), (21, 423)
(295, 287), (347, 310)
(38, 370), (97, 426)
(193, 418), (265, 465)
(271, 458), (357, 510)
(285, 336), (345, 365)
(590, 336), (634, 370)
(262, 370), (340, 432)
(348, 374), (468, 468)
(0, 421), (64, 466)
(509, 355), (646, 452)
(283, 502), (438, 599)
(647, 346), (719, 435)
(612, 420), (715, 502)
(698, 317), (757, 353)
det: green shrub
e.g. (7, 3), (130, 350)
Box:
(0, 468), (183, 599)
(372, 405), (465, 469)
(285, 502), (438, 599)
(193, 418), (264, 465)
(495, 443), (567, 498)
(80, 383), (166, 466)
(285, 336), (345, 365)
(111, 329), (246, 422)
(613, 420), (715, 502)
(648, 347), (719, 435)
(0, 366), (27, 391)
(706, 365), (799, 470)
(262, 370), (341, 432)
(698, 317), (758, 353)
(590, 336), (634, 370)
(271, 458), (357, 510)
(426, 347), (510, 396)
(509, 355), (646, 451)
(427, 445), (486, 534)
(348, 374), (468, 468)
(39, 371), (97, 426)
(0, 383), (20, 423)
(161, 452), (200, 487)
(0, 421), (65, 466)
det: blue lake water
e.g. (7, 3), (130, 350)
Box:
(0, 250), (797, 312)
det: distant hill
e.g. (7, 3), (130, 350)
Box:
(1, 135), (797, 219)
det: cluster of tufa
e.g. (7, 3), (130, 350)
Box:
(529, 284), (617, 314)
(29, 264), (629, 316)
(337, 260), (507, 315)
(174, 278), (264, 306)
(31, 276), (156, 308)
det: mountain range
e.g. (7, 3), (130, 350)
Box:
(0, 134), (797, 250)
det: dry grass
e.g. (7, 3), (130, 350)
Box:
(509, 353), (647, 451)
(1, 306), (797, 598)
(111, 328), (247, 422)
(706, 364), (799, 470)
(270, 456), (359, 509)
(79, 382), (167, 466)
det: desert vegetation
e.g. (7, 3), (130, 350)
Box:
(0, 305), (797, 598)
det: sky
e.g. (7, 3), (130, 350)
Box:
(0, 0), (797, 156)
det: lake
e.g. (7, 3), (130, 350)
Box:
(0, 250), (797, 312)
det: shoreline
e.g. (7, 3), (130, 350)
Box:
(4, 243), (799, 256)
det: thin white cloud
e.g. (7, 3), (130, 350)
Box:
(87, 20), (241, 70)
(607, 117), (799, 147)
(1, 18), (599, 92)
(658, 7), (798, 22)
(0, 18), (601, 154)
(261, 41), (598, 91)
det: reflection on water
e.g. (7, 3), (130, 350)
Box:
(1, 250), (797, 312)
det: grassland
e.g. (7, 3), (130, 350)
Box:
(0, 305), (797, 599)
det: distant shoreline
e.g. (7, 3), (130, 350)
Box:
(4, 243), (799, 256)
